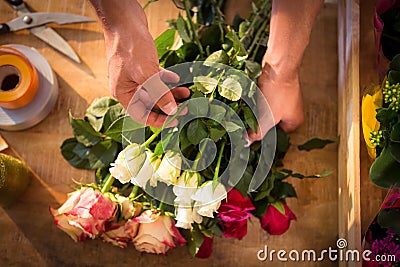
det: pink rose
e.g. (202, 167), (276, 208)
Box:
(100, 219), (139, 248)
(50, 187), (117, 241)
(259, 201), (296, 235)
(195, 235), (213, 259)
(217, 188), (254, 240)
(132, 210), (186, 254)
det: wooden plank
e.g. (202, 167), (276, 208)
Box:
(0, 1), (340, 266)
(337, 0), (362, 266)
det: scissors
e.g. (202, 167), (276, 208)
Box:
(0, 0), (95, 63)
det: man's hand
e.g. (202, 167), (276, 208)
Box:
(90, 0), (189, 128)
(247, 65), (304, 144)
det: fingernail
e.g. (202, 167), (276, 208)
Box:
(164, 102), (177, 115)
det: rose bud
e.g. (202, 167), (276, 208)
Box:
(259, 201), (296, 235)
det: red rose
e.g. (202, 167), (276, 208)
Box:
(217, 189), (254, 240)
(196, 235), (213, 259)
(259, 201), (296, 235)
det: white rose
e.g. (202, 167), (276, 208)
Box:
(175, 204), (203, 229)
(109, 143), (146, 184)
(191, 181), (227, 218)
(131, 151), (155, 188)
(173, 171), (200, 204)
(152, 151), (182, 186)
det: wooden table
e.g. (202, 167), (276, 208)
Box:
(0, 1), (385, 266)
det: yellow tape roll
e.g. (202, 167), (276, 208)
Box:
(0, 46), (39, 109)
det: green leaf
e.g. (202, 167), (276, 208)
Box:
(87, 139), (118, 169)
(388, 70), (400, 85)
(370, 145), (400, 188)
(176, 14), (191, 43)
(69, 112), (102, 147)
(102, 103), (125, 131)
(298, 137), (337, 152)
(291, 170), (333, 179)
(205, 50), (229, 64)
(162, 50), (182, 68)
(225, 30), (247, 57)
(155, 29), (176, 58)
(86, 97), (119, 117)
(389, 54), (400, 71)
(390, 122), (400, 142)
(254, 174), (275, 201)
(194, 76), (218, 94)
(60, 138), (118, 169)
(199, 25), (224, 53)
(232, 165), (254, 196)
(222, 121), (243, 132)
(61, 138), (90, 169)
(209, 104), (226, 123)
(272, 181), (297, 199)
(176, 42), (199, 61)
(188, 97), (209, 117)
(187, 119), (209, 145)
(85, 97), (122, 132)
(218, 77), (242, 101)
(238, 20), (250, 39)
(377, 208), (400, 234)
(244, 60), (261, 80)
(104, 116), (144, 143)
(209, 127), (226, 141)
(243, 106), (258, 132)
(182, 225), (205, 257)
(376, 108), (398, 128)
(276, 128), (290, 157)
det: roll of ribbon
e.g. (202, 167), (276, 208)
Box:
(0, 153), (31, 207)
(0, 46), (39, 109)
(0, 44), (58, 131)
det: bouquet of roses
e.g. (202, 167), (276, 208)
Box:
(52, 0), (333, 257)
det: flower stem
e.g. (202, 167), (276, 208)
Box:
(129, 185), (140, 198)
(183, 0), (204, 57)
(101, 174), (115, 193)
(192, 139), (209, 170)
(213, 142), (225, 181)
(142, 102), (188, 148)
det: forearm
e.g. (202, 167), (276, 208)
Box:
(89, 0), (149, 37)
(263, 0), (323, 80)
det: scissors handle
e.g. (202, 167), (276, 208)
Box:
(5, 0), (23, 7)
(0, 24), (10, 34)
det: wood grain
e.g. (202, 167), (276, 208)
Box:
(337, 1), (362, 266)
(0, 0), (379, 266)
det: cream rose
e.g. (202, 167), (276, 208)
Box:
(50, 187), (117, 241)
(132, 210), (186, 254)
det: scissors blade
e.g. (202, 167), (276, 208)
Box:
(6, 13), (95, 31)
(29, 26), (81, 63)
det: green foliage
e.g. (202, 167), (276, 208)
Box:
(297, 137), (337, 152)
(377, 208), (400, 235)
(371, 54), (400, 188)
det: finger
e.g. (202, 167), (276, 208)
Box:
(159, 68), (180, 83)
(171, 87), (190, 100)
(144, 75), (178, 115)
(246, 127), (263, 146)
(279, 113), (304, 133)
(147, 112), (178, 128)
